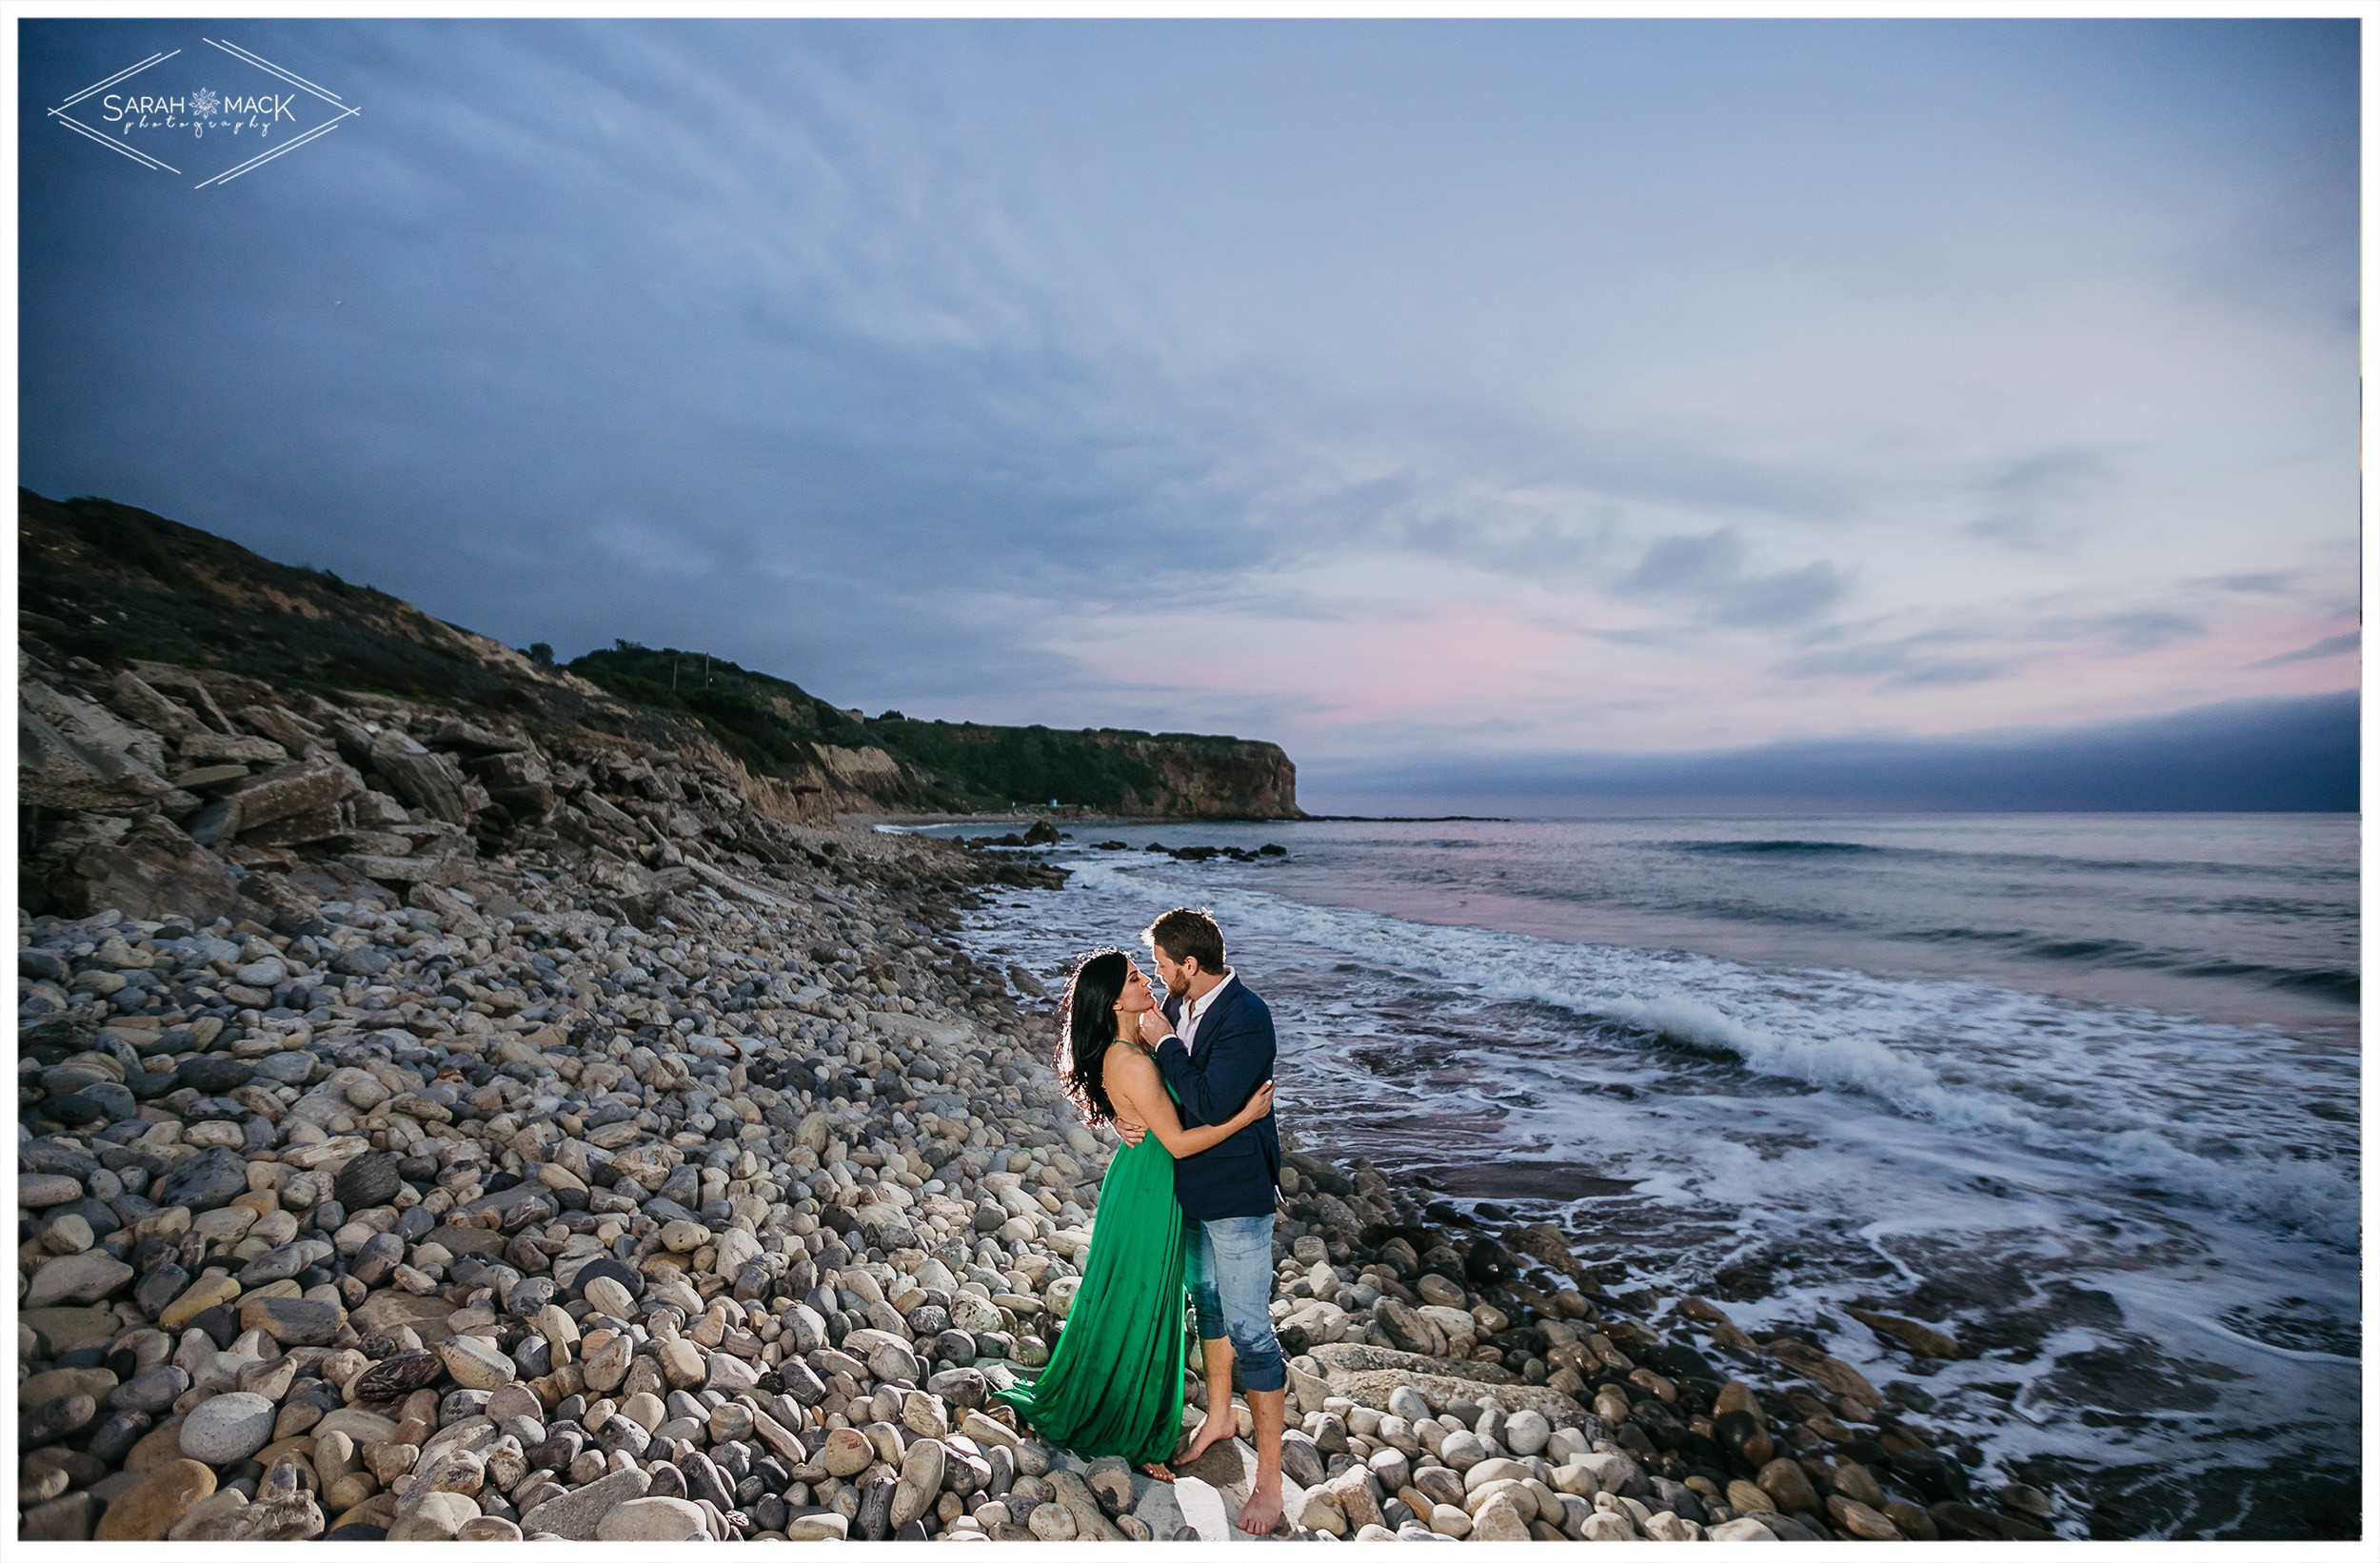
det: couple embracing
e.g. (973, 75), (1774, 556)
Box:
(994, 907), (1292, 1535)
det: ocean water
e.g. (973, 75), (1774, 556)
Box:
(910, 814), (2360, 1540)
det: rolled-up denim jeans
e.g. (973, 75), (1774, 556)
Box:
(1183, 1213), (1285, 1393)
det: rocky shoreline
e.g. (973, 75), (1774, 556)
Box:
(17, 657), (2058, 1542)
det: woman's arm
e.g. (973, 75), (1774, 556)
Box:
(1105, 1047), (1272, 1158)
(1149, 1005), (1274, 1129)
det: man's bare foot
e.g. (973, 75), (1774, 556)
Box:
(1138, 1462), (1176, 1484)
(1234, 1482), (1284, 1536)
(1176, 1409), (1237, 1465)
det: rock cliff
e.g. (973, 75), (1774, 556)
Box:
(18, 488), (1301, 821)
(856, 720), (1300, 821)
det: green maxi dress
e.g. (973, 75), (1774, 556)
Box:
(994, 1040), (1187, 1466)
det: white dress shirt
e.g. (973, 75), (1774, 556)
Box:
(1176, 969), (1236, 1049)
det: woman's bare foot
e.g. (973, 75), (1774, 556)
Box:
(1175, 1407), (1238, 1465)
(1138, 1462), (1176, 1484)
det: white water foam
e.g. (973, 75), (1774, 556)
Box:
(956, 841), (2361, 1536)
(1033, 854), (2359, 1250)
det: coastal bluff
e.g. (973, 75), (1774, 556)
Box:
(16, 488), (1303, 823)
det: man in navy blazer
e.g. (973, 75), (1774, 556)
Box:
(1129, 906), (1286, 1535)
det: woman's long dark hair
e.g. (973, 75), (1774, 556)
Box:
(1056, 949), (1130, 1126)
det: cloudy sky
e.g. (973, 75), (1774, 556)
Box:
(18, 19), (2358, 809)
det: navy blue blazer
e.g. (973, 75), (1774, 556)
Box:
(1154, 975), (1281, 1222)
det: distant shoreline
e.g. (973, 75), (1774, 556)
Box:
(1294, 814), (1513, 823)
(855, 812), (1509, 827)
(854, 811), (1309, 827)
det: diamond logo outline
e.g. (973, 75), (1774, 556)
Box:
(48, 36), (362, 188)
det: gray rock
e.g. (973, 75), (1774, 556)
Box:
(1281, 1429), (1327, 1488)
(518, 1466), (653, 1539)
(156, 1147), (250, 1213)
(237, 1240), (327, 1286)
(23, 1491), (101, 1540)
(1503, 1408), (1551, 1456)
(179, 1463), (325, 1539)
(1577, 1450), (1645, 1498)
(369, 731), (472, 823)
(891, 1436), (946, 1528)
(180, 1392), (277, 1464)
(109, 1365), (190, 1415)
(37, 815), (241, 924)
(20, 1172), (85, 1207)
(23, 1392), (98, 1447)
(1469, 1492), (1531, 1542)
(596, 1496), (709, 1541)
(26, 1251), (135, 1307)
(858, 1474), (896, 1540)
(336, 1152), (403, 1211)
(583, 1276), (636, 1318)
(51, 1081), (137, 1122)
(250, 1051), (316, 1085)
(240, 1295), (346, 1346)
(677, 1451), (733, 1511)
(704, 1350), (760, 1395)
(442, 1336), (518, 1390)
(175, 1057), (252, 1094)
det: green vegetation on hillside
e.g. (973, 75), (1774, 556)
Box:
(567, 643), (858, 782)
(569, 643), (1237, 810)
(20, 491), (550, 711)
(865, 719), (1166, 811)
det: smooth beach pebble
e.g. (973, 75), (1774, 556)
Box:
(92, 1458), (216, 1540)
(178, 1394), (277, 1465)
(597, 1496), (711, 1541)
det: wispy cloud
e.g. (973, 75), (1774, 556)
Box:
(2035, 608), (2209, 651)
(2203, 571), (2303, 594)
(14, 16), (2357, 789)
(1777, 629), (2014, 687)
(2248, 630), (2359, 668)
(1963, 446), (2116, 552)
(1619, 529), (1852, 628)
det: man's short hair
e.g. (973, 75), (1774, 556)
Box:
(1142, 907), (1226, 974)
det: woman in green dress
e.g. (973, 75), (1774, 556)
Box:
(995, 949), (1275, 1481)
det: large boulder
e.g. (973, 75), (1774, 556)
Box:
(33, 813), (241, 923)
(368, 730), (472, 823)
(426, 717), (528, 755)
(225, 759), (364, 835)
(464, 749), (554, 822)
(106, 671), (210, 742)
(20, 683), (172, 812)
